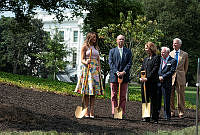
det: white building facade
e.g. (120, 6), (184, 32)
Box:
(35, 11), (86, 82)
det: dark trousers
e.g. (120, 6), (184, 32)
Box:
(141, 81), (158, 120)
(158, 82), (171, 119)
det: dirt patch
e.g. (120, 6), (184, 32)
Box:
(0, 82), (196, 134)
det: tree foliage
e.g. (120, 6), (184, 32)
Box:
(0, 16), (48, 75)
(0, 0), (86, 22)
(98, 11), (164, 82)
(35, 29), (69, 80)
(0, 17), (69, 79)
(76, 0), (143, 33)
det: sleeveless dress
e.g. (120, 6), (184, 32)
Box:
(75, 46), (104, 95)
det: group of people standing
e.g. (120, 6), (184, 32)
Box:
(140, 40), (188, 124)
(74, 32), (188, 124)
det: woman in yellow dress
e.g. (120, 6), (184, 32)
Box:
(75, 32), (104, 118)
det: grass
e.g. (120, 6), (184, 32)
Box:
(0, 126), (200, 135)
(0, 71), (77, 95)
(146, 125), (200, 135)
(185, 87), (198, 109)
(0, 131), (73, 135)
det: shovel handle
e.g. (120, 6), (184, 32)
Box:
(84, 48), (92, 90)
(118, 76), (123, 107)
(81, 94), (85, 108)
(141, 70), (148, 104)
(118, 76), (123, 84)
(143, 82), (147, 103)
(98, 56), (104, 96)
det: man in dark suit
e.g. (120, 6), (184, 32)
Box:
(158, 47), (177, 121)
(109, 35), (132, 118)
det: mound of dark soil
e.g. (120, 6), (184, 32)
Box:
(0, 82), (196, 134)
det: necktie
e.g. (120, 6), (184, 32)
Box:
(175, 51), (179, 66)
(119, 48), (123, 58)
(162, 59), (166, 69)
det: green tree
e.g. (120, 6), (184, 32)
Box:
(36, 29), (69, 80)
(74, 0), (143, 32)
(26, 19), (49, 76)
(0, 16), (31, 74)
(141, 0), (200, 85)
(98, 11), (164, 83)
(0, 16), (48, 75)
(0, 0), (76, 22)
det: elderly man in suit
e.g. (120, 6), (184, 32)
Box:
(158, 47), (177, 121)
(170, 38), (189, 119)
(109, 35), (132, 118)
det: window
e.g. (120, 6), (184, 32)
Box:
(59, 31), (64, 42)
(73, 31), (78, 42)
(72, 51), (77, 68)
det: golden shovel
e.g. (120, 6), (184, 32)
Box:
(114, 76), (123, 119)
(75, 48), (92, 118)
(75, 94), (87, 118)
(141, 71), (151, 118)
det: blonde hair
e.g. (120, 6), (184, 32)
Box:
(145, 42), (157, 55)
(84, 32), (99, 50)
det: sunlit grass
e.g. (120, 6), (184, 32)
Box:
(0, 131), (73, 135)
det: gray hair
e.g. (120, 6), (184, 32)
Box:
(161, 47), (170, 53)
(173, 38), (182, 45)
(117, 34), (125, 39)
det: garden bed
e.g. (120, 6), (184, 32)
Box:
(0, 82), (197, 134)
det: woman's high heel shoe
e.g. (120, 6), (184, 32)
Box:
(90, 115), (94, 118)
(90, 111), (94, 118)
(84, 115), (89, 118)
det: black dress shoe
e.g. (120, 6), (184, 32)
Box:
(151, 119), (158, 124)
(154, 120), (158, 124)
(179, 115), (184, 119)
(141, 118), (150, 122)
(141, 118), (146, 122)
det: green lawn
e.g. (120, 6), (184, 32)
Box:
(185, 87), (198, 106)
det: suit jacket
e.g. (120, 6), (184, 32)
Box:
(140, 55), (160, 83)
(169, 50), (188, 85)
(158, 56), (177, 88)
(109, 47), (132, 83)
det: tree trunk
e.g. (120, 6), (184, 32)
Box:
(53, 71), (56, 80)
(13, 62), (17, 74)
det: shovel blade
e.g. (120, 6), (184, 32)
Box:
(75, 106), (87, 119)
(142, 103), (151, 118)
(114, 107), (123, 119)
